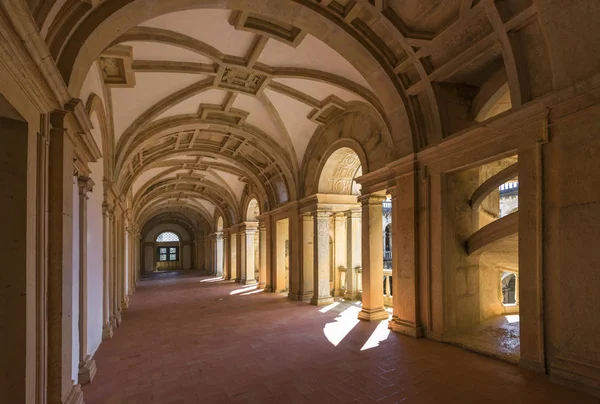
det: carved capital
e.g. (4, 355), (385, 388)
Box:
(78, 176), (94, 195)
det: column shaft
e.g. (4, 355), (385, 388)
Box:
(345, 210), (361, 299)
(358, 195), (388, 321)
(311, 210), (333, 306)
(333, 214), (347, 297)
(258, 223), (267, 289)
(101, 205), (113, 340)
(301, 215), (314, 301)
(77, 178), (97, 383)
(244, 225), (258, 285)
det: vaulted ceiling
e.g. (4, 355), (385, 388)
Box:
(38, 0), (555, 230)
(78, 7), (389, 228)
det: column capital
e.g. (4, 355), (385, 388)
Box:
(78, 176), (94, 195)
(344, 209), (362, 218)
(301, 213), (314, 221)
(312, 208), (332, 218)
(358, 194), (386, 205)
(102, 202), (114, 217)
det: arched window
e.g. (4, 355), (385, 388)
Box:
(156, 232), (180, 262)
(156, 232), (179, 243)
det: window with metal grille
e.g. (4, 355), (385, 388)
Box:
(156, 232), (179, 242)
(157, 246), (179, 262)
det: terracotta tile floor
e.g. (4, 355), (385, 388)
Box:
(83, 272), (595, 404)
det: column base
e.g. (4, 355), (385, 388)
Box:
(388, 317), (423, 338)
(300, 292), (314, 302)
(121, 296), (129, 310)
(264, 285), (273, 292)
(343, 290), (359, 300)
(258, 282), (266, 289)
(358, 307), (389, 321)
(64, 383), (84, 404)
(115, 311), (123, 326)
(310, 296), (334, 306)
(102, 322), (114, 340)
(287, 292), (303, 301)
(78, 356), (97, 384)
(243, 279), (257, 286)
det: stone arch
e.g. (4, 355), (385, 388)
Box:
(86, 93), (113, 180)
(54, 0), (414, 153)
(316, 146), (364, 196)
(245, 197), (260, 222)
(302, 110), (392, 197)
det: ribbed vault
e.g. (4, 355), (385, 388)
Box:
(44, 0), (556, 229)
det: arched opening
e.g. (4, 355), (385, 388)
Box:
(155, 231), (181, 271)
(444, 155), (520, 363)
(305, 146), (365, 305)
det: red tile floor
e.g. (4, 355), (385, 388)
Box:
(83, 272), (596, 404)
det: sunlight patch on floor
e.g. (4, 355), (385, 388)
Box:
(361, 320), (391, 351)
(319, 301), (341, 313)
(200, 277), (223, 283)
(323, 305), (361, 346)
(240, 288), (264, 295)
(230, 285), (257, 295)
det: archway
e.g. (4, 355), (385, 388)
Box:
(443, 155), (520, 363)
(305, 146), (363, 305)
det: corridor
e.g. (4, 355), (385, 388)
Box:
(83, 273), (593, 404)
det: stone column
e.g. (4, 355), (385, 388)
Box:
(333, 213), (347, 297)
(345, 209), (361, 300)
(389, 177), (423, 337)
(113, 211), (122, 326)
(301, 214), (314, 301)
(101, 203), (113, 340)
(274, 219), (289, 293)
(258, 222), (267, 288)
(119, 217), (128, 310)
(76, 177), (97, 384)
(514, 274), (519, 306)
(47, 110), (83, 404)
(288, 209), (301, 300)
(245, 224), (258, 285)
(358, 195), (388, 321)
(311, 210), (334, 306)
(222, 230), (230, 279)
(239, 228), (247, 283)
(216, 232), (224, 277)
(230, 230), (238, 281)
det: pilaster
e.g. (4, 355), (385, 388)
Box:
(47, 109), (81, 403)
(388, 175), (423, 338)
